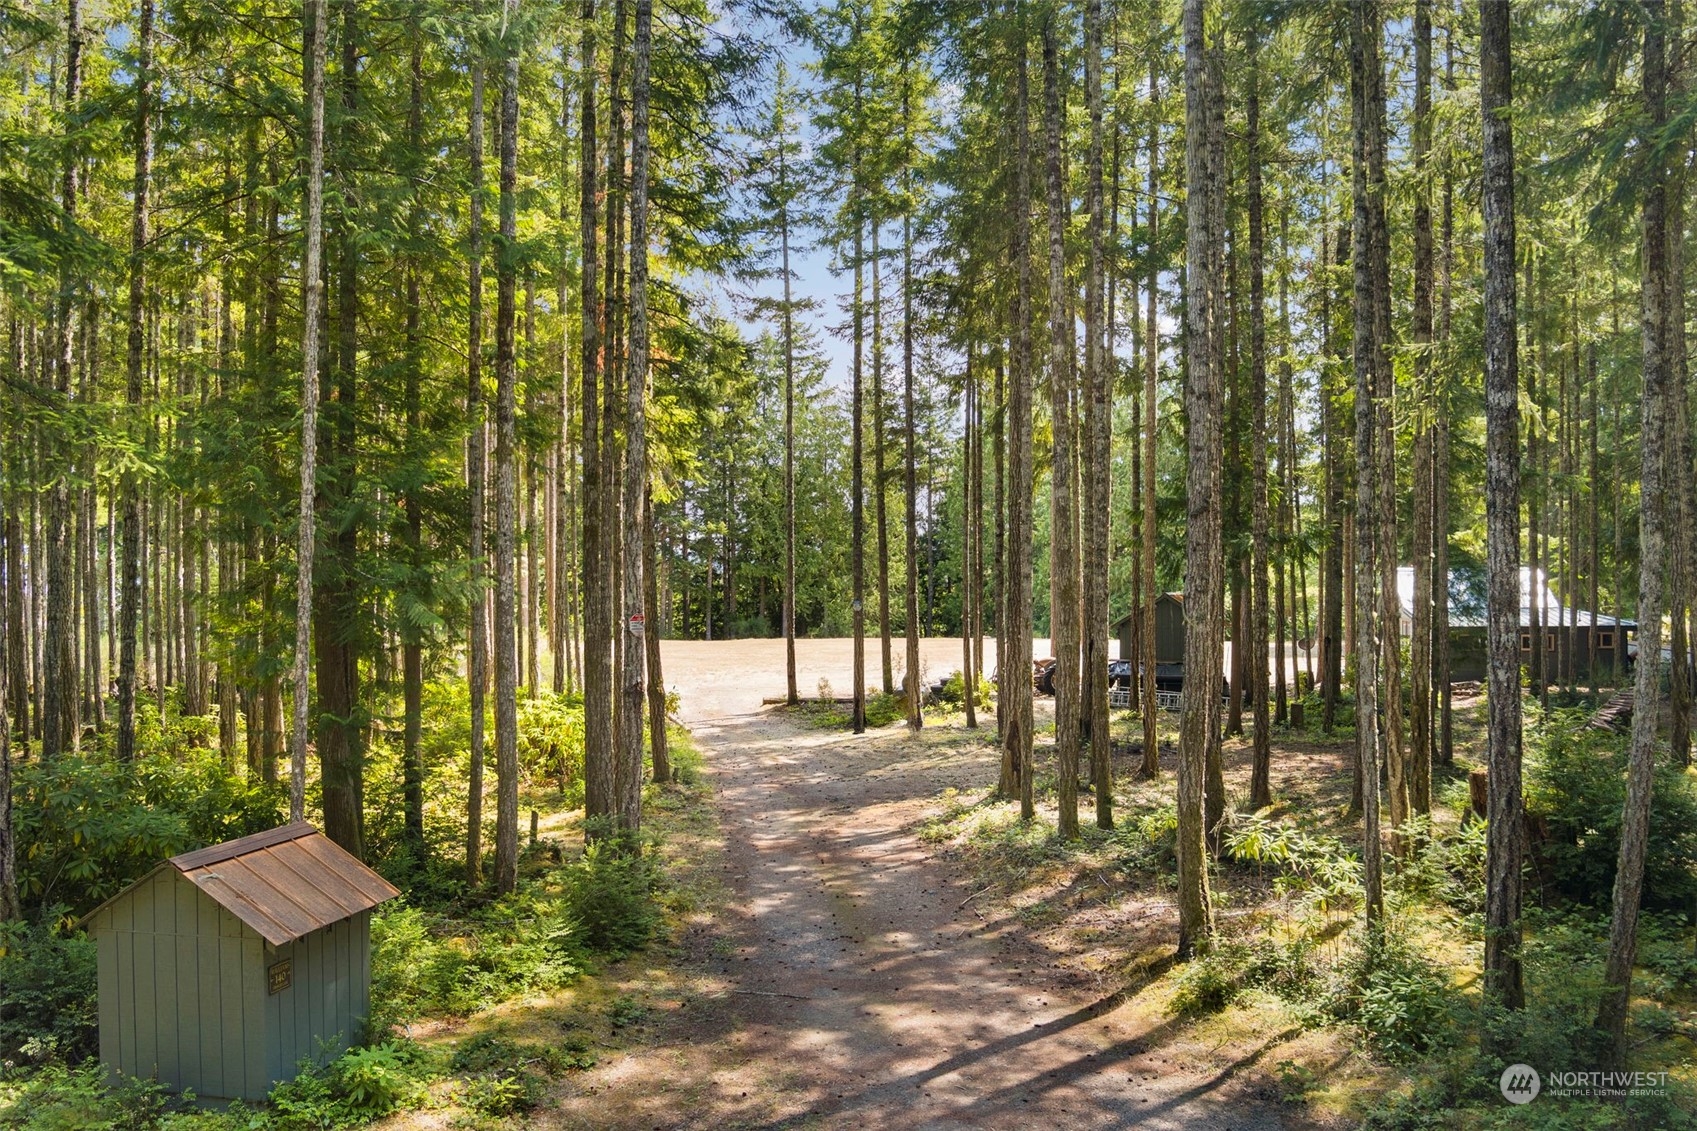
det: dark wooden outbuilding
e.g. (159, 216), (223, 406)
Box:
(1395, 565), (1635, 683)
(1113, 592), (1186, 666)
(83, 821), (399, 1101)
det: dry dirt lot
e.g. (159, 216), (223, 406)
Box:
(532, 638), (1315, 1130)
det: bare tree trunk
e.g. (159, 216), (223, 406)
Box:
(644, 493), (668, 783)
(118, 0), (153, 764)
(1597, 0), (1673, 1062)
(1141, 4), (1160, 780)
(781, 109), (798, 709)
(1002, 0), (1036, 819)
(42, 0), (84, 759)
(1083, 0), (1113, 828)
(524, 281), (542, 697)
(1042, 13), (1080, 840)
(1667, 171), (1692, 764)
(617, 0), (655, 834)
(466, 37), (490, 882)
(0, 570), (13, 919)
(581, 0), (616, 833)
(852, 182), (867, 733)
(314, 0), (363, 858)
(873, 225), (894, 699)
(963, 348), (979, 730)
(402, 18), (426, 855)
(1408, 0), (1436, 817)
(1349, 0), (1385, 928)
(902, 75), (923, 734)
(492, 1), (522, 891)
(290, 0), (327, 824)
(1247, 32), (1271, 811)
(1480, 0), (1525, 1014)
(1177, 0), (1219, 957)
(1437, 25), (1456, 762)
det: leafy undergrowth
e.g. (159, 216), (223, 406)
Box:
(0, 725), (719, 1131)
(913, 704), (1697, 1129)
(781, 687), (910, 729)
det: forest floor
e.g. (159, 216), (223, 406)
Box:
(524, 638), (1329, 1130)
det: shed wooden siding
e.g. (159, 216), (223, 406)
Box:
(1113, 595), (1188, 668)
(1155, 597), (1186, 664)
(264, 910), (371, 1083)
(90, 868), (269, 1100)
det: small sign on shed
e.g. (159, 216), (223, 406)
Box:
(82, 821), (399, 1101)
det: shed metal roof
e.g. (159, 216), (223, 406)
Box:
(87, 822), (398, 948)
(1395, 565), (1635, 631)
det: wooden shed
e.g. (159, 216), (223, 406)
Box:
(1114, 592), (1187, 667)
(82, 821), (399, 1101)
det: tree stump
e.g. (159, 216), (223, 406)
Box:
(1468, 767), (1489, 822)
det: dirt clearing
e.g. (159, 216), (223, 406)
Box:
(534, 639), (1311, 1130)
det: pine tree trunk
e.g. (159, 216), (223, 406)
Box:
(314, 0), (363, 857)
(1083, 0), (1112, 828)
(401, 18), (426, 855)
(492, 4), (522, 890)
(873, 226), (893, 699)
(1437, 28), (1456, 761)
(1041, 14), (1080, 839)
(524, 282), (542, 697)
(1480, 0), (1526, 1014)
(852, 163), (868, 734)
(0, 600), (14, 919)
(1667, 172), (1692, 764)
(42, 0), (83, 759)
(1597, 0), (1673, 1061)
(617, 0), (654, 835)
(781, 115), (798, 708)
(1408, 0), (1435, 817)
(1003, 0), (1036, 820)
(1177, 0), (1219, 956)
(118, 0), (153, 764)
(1141, 5), (1160, 780)
(555, 63), (574, 697)
(290, 0), (327, 824)
(1349, 0), (1385, 928)
(644, 493), (668, 784)
(466, 37), (490, 881)
(1247, 34), (1271, 811)
(580, 0), (615, 835)
(963, 349), (979, 730)
(902, 75), (923, 734)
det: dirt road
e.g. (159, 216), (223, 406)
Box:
(548, 639), (1301, 1130)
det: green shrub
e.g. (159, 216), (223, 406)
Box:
(1111, 802), (1179, 875)
(11, 749), (281, 918)
(459, 1068), (543, 1117)
(935, 670), (992, 711)
(449, 1033), (524, 1075)
(1525, 727), (1697, 910)
(0, 1061), (168, 1131)
(369, 898), (580, 1026)
(563, 842), (661, 956)
(1168, 948), (1244, 1016)
(0, 920), (97, 1063)
(864, 692), (906, 727)
(1327, 933), (1455, 1061)
(266, 1041), (431, 1130)
(517, 693), (586, 806)
(607, 994), (651, 1029)
(332, 1042), (428, 1116)
(1223, 811), (1362, 915)
(1387, 815), (1488, 915)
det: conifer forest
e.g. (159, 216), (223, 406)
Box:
(3, 0), (1697, 1126)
